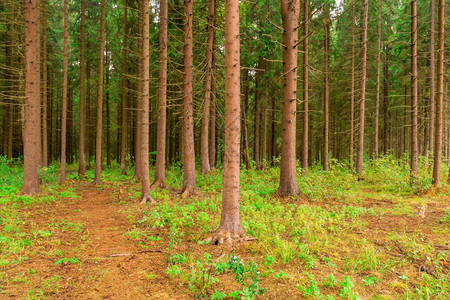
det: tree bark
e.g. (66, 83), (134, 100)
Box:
(323, 11), (330, 172)
(140, 0), (153, 204)
(356, 0), (368, 174)
(432, 0), (444, 185)
(42, 0), (48, 167)
(429, 0), (436, 155)
(78, 0), (86, 174)
(105, 43), (111, 167)
(278, 0), (300, 197)
(200, 0), (215, 174)
(86, 59), (91, 169)
(120, 0), (128, 175)
(21, 0), (41, 195)
(410, 0), (419, 177)
(206, 0), (244, 247)
(209, 42), (217, 169)
(374, 0), (382, 158)
(302, 0), (309, 170)
(153, 0), (169, 188)
(94, 0), (106, 184)
(383, 48), (390, 154)
(181, 0), (197, 198)
(60, 0), (68, 183)
(349, 2), (355, 168)
(135, 0), (143, 179)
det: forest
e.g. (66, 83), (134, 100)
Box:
(0, 0), (449, 298)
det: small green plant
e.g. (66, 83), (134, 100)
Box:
(273, 271), (286, 279)
(54, 257), (81, 265)
(339, 276), (360, 299)
(363, 276), (379, 287)
(297, 272), (320, 298)
(322, 274), (337, 288)
(166, 265), (182, 278)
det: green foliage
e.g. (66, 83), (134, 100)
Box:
(54, 257), (81, 265)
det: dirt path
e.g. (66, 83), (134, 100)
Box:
(5, 183), (183, 299)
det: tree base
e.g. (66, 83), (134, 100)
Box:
(152, 178), (168, 190)
(93, 179), (103, 185)
(276, 185), (301, 198)
(205, 227), (254, 248)
(180, 185), (198, 199)
(139, 192), (155, 205)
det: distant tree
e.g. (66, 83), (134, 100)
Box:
(42, 0), (49, 168)
(356, 0), (368, 174)
(374, 0), (382, 158)
(78, 0), (86, 175)
(21, 0), (41, 195)
(323, 7), (330, 172)
(410, 0), (419, 178)
(120, 0), (128, 175)
(302, 0), (309, 170)
(428, 0), (436, 155)
(94, 0), (106, 184)
(60, 0), (69, 183)
(278, 0), (301, 197)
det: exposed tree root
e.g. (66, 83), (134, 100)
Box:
(139, 192), (154, 205)
(276, 186), (301, 198)
(180, 185), (198, 199)
(151, 178), (168, 190)
(205, 228), (254, 248)
(93, 179), (103, 185)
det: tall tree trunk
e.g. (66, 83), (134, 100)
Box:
(94, 0), (106, 184)
(78, 0), (86, 174)
(410, 0), (419, 177)
(278, 0), (300, 197)
(206, 0), (244, 247)
(253, 67), (261, 167)
(323, 11), (330, 171)
(181, 0), (197, 198)
(42, 0), (48, 167)
(135, 0), (143, 179)
(302, 0), (309, 170)
(106, 45), (111, 167)
(153, 0), (168, 187)
(383, 48), (390, 154)
(432, 0), (444, 185)
(140, 0), (153, 204)
(209, 42), (217, 168)
(200, 0), (215, 174)
(21, 0), (41, 195)
(374, 0), (382, 158)
(356, 0), (368, 173)
(428, 0), (436, 155)
(60, 0), (68, 183)
(349, 2), (355, 168)
(86, 60), (91, 168)
(120, 0), (128, 175)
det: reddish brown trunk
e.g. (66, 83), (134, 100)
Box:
(356, 0), (368, 174)
(42, 0), (48, 167)
(140, 0), (153, 204)
(153, 0), (168, 187)
(432, 0), (444, 185)
(120, 0), (128, 175)
(21, 0), (41, 195)
(302, 0), (309, 170)
(350, 2), (355, 167)
(94, 0), (106, 184)
(181, 0), (196, 197)
(200, 0), (215, 174)
(206, 0), (244, 247)
(323, 11), (330, 172)
(60, 0), (68, 183)
(278, 0), (300, 197)
(106, 44), (111, 167)
(410, 0), (419, 176)
(429, 0), (436, 154)
(374, 0), (382, 157)
(78, 0), (86, 174)
(135, 0), (143, 179)
(209, 43), (217, 168)
(86, 59), (91, 168)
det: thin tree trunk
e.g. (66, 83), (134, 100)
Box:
(153, 0), (168, 187)
(181, 0), (197, 197)
(42, 0), (48, 167)
(60, 0), (68, 183)
(356, 0), (368, 173)
(94, 0), (106, 184)
(323, 11), (330, 171)
(302, 0), (309, 170)
(106, 45), (111, 167)
(209, 30), (217, 168)
(78, 0), (86, 174)
(374, 0), (382, 158)
(432, 0), (444, 185)
(410, 0), (419, 177)
(253, 67), (261, 167)
(86, 60), (91, 168)
(120, 0), (128, 175)
(206, 0), (244, 247)
(135, 0), (143, 179)
(350, 1), (355, 167)
(429, 0), (436, 155)
(383, 48), (390, 154)
(278, 0), (300, 197)
(140, 0), (153, 204)
(200, 0), (215, 174)
(21, 0), (41, 195)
